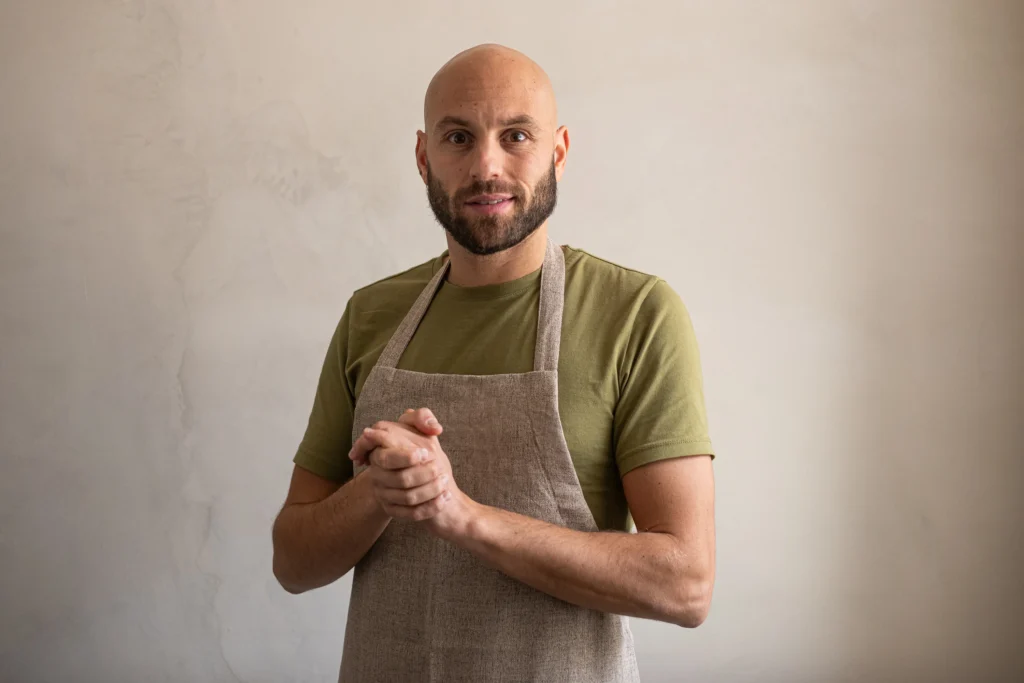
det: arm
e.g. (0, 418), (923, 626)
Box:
(439, 454), (715, 627)
(352, 422), (715, 626)
(273, 302), (383, 594)
(273, 410), (445, 594)
(271, 466), (390, 594)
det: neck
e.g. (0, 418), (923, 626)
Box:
(444, 224), (549, 287)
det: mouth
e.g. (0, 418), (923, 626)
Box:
(464, 194), (516, 215)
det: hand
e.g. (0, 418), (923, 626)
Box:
(348, 407), (443, 467)
(349, 409), (476, 537)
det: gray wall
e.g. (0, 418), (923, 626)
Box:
(1, 1), (1021, 681)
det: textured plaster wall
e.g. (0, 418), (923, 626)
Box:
(1, 2), (1021, 681)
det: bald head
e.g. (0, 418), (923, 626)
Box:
(415, 44), (568, 257)
(423, 44), (557, 133)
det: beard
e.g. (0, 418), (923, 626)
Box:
(426, 162), (558, 256)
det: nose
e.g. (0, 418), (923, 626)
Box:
(469, 137), (503, 182)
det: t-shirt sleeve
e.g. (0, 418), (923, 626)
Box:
(613, 279), (714, 476)
(292, 302), (356, 482)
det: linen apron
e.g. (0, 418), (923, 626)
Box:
(338, 238), (640, 683)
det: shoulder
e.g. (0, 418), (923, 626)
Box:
(346, 251), (447, 320)
(563, 245), (682, 325)
(564, 245), (660, 289)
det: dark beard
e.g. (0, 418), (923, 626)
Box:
(426, 162), (558, 256)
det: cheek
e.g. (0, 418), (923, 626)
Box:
(433, 162), (470, 191)
(516, 148), (549, 180)
(429, 167), (457, 193)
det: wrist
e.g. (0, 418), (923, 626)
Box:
(352, 468), (392, 524)
(438, 491), (487, 544)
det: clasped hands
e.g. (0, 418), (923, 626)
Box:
(348, 408), (474, 539)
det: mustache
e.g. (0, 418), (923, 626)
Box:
(453, 181), (521, 202)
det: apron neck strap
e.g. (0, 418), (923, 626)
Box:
(375, 237), (565, 373)
(533, 238), (565, 372)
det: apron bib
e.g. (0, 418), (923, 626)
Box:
(338, 238), (640, 682)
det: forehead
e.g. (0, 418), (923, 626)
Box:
(427, 71), (553, 131)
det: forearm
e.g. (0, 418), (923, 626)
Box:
(272, 470), (390, 594)
(453, 503), (713, 627)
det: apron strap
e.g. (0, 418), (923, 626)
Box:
(533, 238), (565, 372)
(374, 257), (451, 370)
(375, 237), (565, 372)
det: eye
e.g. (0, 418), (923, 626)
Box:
(506, 130), (529, 143)
(445, 130), (470, 145)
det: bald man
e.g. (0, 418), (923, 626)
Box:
(273, 44), (716, 682)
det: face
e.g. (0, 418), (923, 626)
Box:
(426, 159), (557, 256)
(417, 75), (568, 256)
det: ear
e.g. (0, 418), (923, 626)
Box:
(553, 125), (569, 181)
(415, 131), (429, 184)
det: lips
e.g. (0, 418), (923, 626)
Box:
(462, 193), (516, 216)
(465, 194), (514, 206)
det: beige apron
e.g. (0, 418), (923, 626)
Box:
(339, 238), (640, 683)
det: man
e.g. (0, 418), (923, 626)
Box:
(272, 44), (716, 682)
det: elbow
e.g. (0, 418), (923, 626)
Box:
(673, 594), (711, 628)
(274, 571), (305, 596)
(272, 552), (308, 595)
(271, 520), (313, 595)
(278, 580), (309, 596)
(669, 573), (714, 628)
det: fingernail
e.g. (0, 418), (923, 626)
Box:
(427, 418), (439, 429)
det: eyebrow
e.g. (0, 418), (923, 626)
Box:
(500, 115), (540, 129)
(434, 116), (472, 133)
(433, 114), (541, 133)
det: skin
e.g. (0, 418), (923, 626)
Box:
(272, 44), (716, 628)
(416, 44), (567, 286)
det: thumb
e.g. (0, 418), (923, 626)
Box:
(399, 407), (443, 436)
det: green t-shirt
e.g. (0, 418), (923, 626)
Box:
(294, 245), (714, 531)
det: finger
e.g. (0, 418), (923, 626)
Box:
(382, 490), (451, 521)
(399, 408), (443, 436)
(348, 431), (377, 465)
(369, 445), (434, 470)
(370, 460), (444, 489)
(348, 426), (401, 464)
(376, 474), (448, 506)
